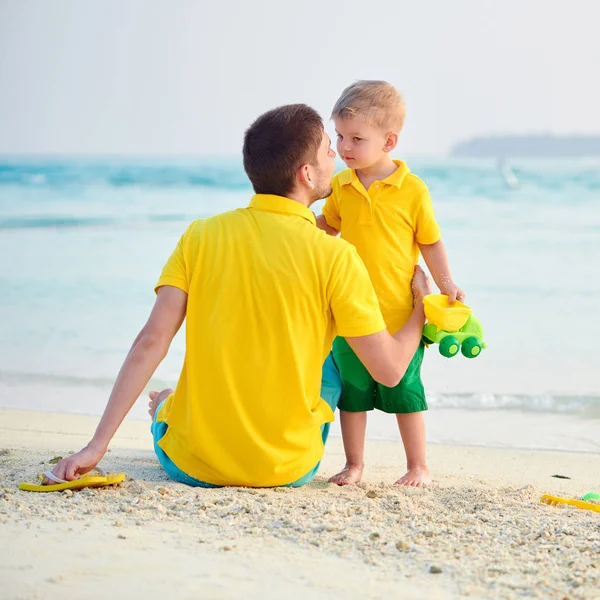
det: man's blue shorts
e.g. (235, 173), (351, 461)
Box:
(150, 353), (341, 488)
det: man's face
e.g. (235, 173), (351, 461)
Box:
(309, 132), (336, 203)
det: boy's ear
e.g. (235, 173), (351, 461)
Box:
(383, 132), (398, 153)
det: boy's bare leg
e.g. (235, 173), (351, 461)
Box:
(395, 411), (431, 486)
(328, 410), (367, 485)
(148, 388), (174, 419)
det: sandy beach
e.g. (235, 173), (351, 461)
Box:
(1, 408), (599, 600)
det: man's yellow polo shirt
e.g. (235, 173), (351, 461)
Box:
(323, 160), (441, 334)
(154, 194), (386, 487)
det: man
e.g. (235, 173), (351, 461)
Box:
(50, 104), (431, 488)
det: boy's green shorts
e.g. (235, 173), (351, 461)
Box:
(332, 337), (427, 414)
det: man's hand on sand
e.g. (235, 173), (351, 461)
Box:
(46, 443), (106, 483)
(411, 265), (433, 305)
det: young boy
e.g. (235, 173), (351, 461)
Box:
(317, 80), (465, 487)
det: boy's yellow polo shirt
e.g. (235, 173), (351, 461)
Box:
(323, 160), (441, 334)
(154, 194), (386, 487)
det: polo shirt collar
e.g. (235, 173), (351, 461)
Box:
(338, 159), (409, 189)
(248, 194), (316, 226)
(337, 169), (356, 186)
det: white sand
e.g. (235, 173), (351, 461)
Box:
(1, 408), (599, 599)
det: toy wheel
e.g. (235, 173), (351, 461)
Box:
(439, 336), (460, 358)
(461, 336), (482, 358)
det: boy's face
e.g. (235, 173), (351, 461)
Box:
(334, 116), (390, 170)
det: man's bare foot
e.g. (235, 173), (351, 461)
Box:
(148, 388), (174, 419)
(395, 466), (431, 487)
(328, 464), (364, 486)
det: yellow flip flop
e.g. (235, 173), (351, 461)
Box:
(19, 466), (126, 492)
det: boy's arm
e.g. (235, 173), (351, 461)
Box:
(318, 184), (341, 236)
(316, 213), (340, 236)
(413, 186), (464, 302)
(49, 286), (187, 481)
(419, 239), (465, 304)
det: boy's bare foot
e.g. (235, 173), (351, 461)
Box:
(328, 464), (364, 486)
(395, 466), (431, 487)
(148, 388), (174, 419)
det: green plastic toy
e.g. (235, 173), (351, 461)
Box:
(582, 492), (600, 502)
(421, 294), (486, 359)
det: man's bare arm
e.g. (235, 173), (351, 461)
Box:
(50, 286), (187, 481)
(345, 266), (431, 387)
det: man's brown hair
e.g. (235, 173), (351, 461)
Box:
(243, 104), (324, 198)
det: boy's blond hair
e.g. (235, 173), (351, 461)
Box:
(331, 80), (406, 133)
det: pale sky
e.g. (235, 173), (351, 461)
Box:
(1, 0), (599, 156)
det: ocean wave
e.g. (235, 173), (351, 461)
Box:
(0, 213), (195, 230)
(1, 370), (598, 418)
(1, 159), (600, 195)
(0, 161), (251, 190)
(426, 391), (600, 418)
(0, 370), (174, 391)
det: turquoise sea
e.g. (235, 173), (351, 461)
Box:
(1, 157), (599, 453)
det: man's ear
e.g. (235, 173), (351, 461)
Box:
(296, 163), (313, 189)
(383, 132), (398, 153)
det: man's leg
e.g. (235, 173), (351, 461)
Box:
(286, 353), (342, 488)
(319, 352), (343, 444)
(149, 389), (220, 488)
(148, 388), (172, 419)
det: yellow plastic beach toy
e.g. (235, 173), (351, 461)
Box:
(19, 467), (126, 493)
(540, 494), (600, 514)
(423, 294), (472, 332)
